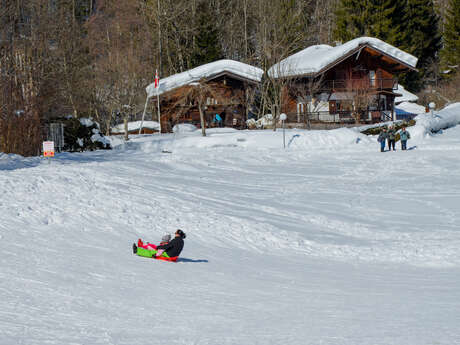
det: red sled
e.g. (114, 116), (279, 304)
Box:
(154, 256), (179, 262)
(135, 241), (179, 262)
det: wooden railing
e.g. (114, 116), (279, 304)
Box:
(284, 111), (378, 124)
(320, 79), (398, 91)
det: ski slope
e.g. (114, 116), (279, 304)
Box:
(1, 118), (460, 344)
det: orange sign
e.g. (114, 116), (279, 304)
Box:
(43, 141), (55, 157)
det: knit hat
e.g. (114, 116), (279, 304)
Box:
(161, 234), (171, 242)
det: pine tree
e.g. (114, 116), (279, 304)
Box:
(190, 1), (223, 68)
(369, 0), (405, 46)
(440, 0), (460, 74)
(334, 0), (368, 42)
(399, 0), (442, 90)
(334, 0), (405, 46)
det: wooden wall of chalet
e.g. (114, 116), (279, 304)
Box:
(158, 75), (253, 132)
(282, 48), (402, 116)
(322, 48), (395, 86)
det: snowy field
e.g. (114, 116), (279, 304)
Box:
(1, 107), (460, 345)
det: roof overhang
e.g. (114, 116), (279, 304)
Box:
(278, 44), (418, 80)
(150, 70), (259, 99)
(317, 44), (418, 76)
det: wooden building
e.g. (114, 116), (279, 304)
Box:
(144, 60), (263, 132)
(269, 37), (418, 126)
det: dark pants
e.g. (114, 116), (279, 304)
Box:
(380, 140), (386, 152)
(388, 139), (395, 151)
(401, 140), (407, 150)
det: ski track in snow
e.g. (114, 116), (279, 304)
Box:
(1, 126), (460, 344)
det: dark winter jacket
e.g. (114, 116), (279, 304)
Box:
(378, 131), (388, 142)
(387, 128), (396, 140)
(157, 237), (184, 257)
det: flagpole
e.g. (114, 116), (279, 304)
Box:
(157, 69), (161, 135)
(157, 94), (161, 135)
(139, 96), (149, 135)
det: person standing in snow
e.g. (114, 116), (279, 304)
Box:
(377, 127), (388, 152)
(399, 126), (411, 150)
(214, 113), (223, 127)
(387, 125), (396, 151)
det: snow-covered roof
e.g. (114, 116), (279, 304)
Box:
(268, 37), (418, 78)
(395, 84), (419, 104)
(146, 59), (264, 98)
(396, 101), (426, 115)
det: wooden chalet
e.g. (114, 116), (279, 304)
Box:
(145, 60), (263, 132)
(269, 37), (418, 126)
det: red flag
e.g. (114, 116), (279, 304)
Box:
(154, 69), (159, 88)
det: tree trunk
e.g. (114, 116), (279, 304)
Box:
(124, 116), (129, 141)
(105, 110), (113, 137)
(199, 103), (206, 137)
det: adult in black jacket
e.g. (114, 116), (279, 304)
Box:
(156, 229), (186, 257)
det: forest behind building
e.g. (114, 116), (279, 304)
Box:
(1, 0), (460, 155)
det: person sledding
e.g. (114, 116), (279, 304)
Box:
(137, 234), (171, 250)
(133, 229), (186, 262)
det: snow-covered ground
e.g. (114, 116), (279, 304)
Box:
(1, 106), (460, 345)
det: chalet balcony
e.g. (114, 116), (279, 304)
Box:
(284, 110), (393, 125)
(320, 79), (398, 91)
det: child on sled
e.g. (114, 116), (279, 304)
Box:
(137, 234), (170, 253)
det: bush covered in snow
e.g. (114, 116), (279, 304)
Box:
(55, 117), (111, 152)
(246, 114), (274, 129)
(361, 120), (416, 137)
(172, 123), (198, 133)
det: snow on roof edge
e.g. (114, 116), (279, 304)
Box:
(146, 59), (264, 98)
(268, 37), (418, 79)
(395, 84), (419, 104)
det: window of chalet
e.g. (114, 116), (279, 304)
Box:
(369, 70), (376, 87)
(206, 97), (218, 105)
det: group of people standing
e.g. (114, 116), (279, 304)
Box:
(377, 125), (411, 152)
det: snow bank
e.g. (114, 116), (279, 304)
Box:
(172, 123), (198, 133)
(0, 153), (25, 170)
(146, 60), (264, 98)
(138, 127), (372, 153)
(111, 121), (160, 134)
(412, 102), (460, 139)
(269, 37), (418, 78)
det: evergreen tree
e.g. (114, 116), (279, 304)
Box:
(334, 0), (368, 42)
(370, 0), (405, 46)
(440, 0), (460, 74)
(400, 0), (442, 90)
(191, 1), (223, 68)
(334, 0), (404, 45)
